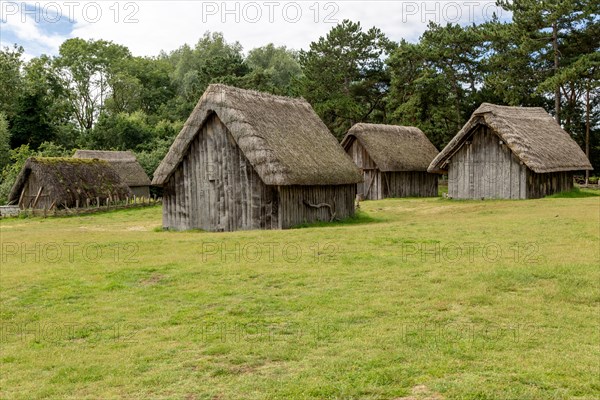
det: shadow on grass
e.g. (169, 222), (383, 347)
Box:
(154, 227), (205, 233)
(547, 188), (600, 198)
(153, 211), (383, 232)
(292, 210), (383, 229)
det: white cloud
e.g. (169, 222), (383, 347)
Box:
(1, 1), (507, 57)
(0, 3), (65, 57)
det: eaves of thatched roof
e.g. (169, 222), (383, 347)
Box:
(341, 123), (439, 172)
(152, 84), (362, 186)
(429, 103), (593, 174)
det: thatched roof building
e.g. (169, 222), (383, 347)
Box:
(153, 84), (362, 231)
(428, 103), (593, 199)
(341, 123), (439, 199)
(74, 150), (151, 197)
(9, 157), (132, 209)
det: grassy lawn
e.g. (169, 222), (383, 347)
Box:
(1, 192), (599, 399)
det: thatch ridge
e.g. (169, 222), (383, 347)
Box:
(152, 84), (362, 186)
(342, 123), (439, 172)
(429, 103), (593, 174)
(74, 150), (151, 187)
(8, 157), (132, 206)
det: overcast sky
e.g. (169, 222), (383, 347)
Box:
(1, 1), (509, 59)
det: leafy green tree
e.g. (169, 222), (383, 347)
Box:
(169, 32), (249, 118)
(54, 38), (132, 131)
(13, 55), (78, 149)
(135, 138), (173, 180)
(0, 112), (10, 171)
(243, 44), (303, 95)
(387, 23), (487, 148)
(9, 91), (56, 149)
(495, 0), (598, 121)
(86, 111), (152, 151)
(300, 20), (395, 139)
(104, 56), (175, 117)
(0, 45), (24, 119)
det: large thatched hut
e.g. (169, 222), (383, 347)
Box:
(428, 103), (593, 199)
(74, 150), (151, 198)
(341, 123), (439, 199)
(152, 84), (362, 231)
(9, 157), (132, 209)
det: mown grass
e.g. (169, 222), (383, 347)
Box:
(0, 193), (599, 399)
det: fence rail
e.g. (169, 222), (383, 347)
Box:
(1, 196), (162, 218)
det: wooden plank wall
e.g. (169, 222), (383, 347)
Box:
(348, 138), (437, 199)
(347, 139), (381, 200)
(130, 186), (150, 198)
(278, 184), (356, 229)
(21, 172), (52, 209)
(163, 114), (277, 231)
(385, 172), (438, 198)
(526, 171), (573, 198)
(448, 126), (528, 199)
(447, 126), (575, 199)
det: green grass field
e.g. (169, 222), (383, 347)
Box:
(1, 192), (599, 399)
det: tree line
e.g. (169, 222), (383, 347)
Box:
(0, 0), (598, 202)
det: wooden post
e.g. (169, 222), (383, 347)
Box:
(76, 199), (80, 209)
(86, 198), (90, 208)
(365, 173), (376, 200)
(31, 187), (44, 209)
(96, 197), (100, 208)
(18, 188), (26, 209)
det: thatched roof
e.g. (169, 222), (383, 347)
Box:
(9, 157), (132, 206)
(429, 103), (593, 174)
(74, 150), (150, 187)
(152, 84), (362, 186)
(341, 123), (439, 172)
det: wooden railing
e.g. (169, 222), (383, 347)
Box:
(5, 196), (162, 218)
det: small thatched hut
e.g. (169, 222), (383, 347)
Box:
(152, 84), (362, 231)
(74, 150), (151, 198)
(9, 157), (132, 209)
(341, 123), (439, 199)
(428, 103), (593, 199)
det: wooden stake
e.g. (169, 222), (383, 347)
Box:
(31, 186), (44, 209)
(18, 188), (26, 209)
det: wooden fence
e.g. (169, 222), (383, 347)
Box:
(4, 196), (161, 218)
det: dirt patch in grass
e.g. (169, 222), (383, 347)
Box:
(394, 385), (444, 400)
(139, 274), (164, 286)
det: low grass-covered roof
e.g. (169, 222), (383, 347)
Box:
(74, 150), (151, 187)
(9, 157), (132, 206)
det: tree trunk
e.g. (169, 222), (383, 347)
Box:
(585, 84), (590, 184)
(552, 23), (561, 124)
